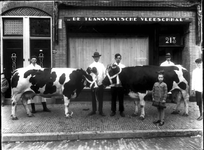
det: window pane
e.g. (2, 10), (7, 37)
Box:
(30, 18), (50, 37)
(3, 18), (23, 36)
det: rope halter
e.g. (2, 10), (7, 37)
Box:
(83, 73), (98, 88)
(106, 66), (122, 85)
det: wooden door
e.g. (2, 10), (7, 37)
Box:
(3, 39), (23, 98)
(158, 47), (183, 65)
(68, 35), (149, 69)
(30, 40), (51, 68)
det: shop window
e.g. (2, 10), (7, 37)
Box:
(30, 18), (50, 37)
(3, 18), (23, 36)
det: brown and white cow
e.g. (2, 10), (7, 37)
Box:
(103, 65), (190, 120)
(10, 68), (96, 120)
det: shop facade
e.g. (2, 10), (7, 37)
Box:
(56, 1), (202, 71)
(0, 0), (202, 101)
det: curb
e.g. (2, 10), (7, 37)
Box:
(2, 129), (202, 142)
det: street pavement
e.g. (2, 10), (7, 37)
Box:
(2, 136), (203, 150)
(1, 100), (203, 142)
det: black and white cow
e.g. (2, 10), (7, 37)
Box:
(10, 68), (96, 120)
(103, 65), (190, 119)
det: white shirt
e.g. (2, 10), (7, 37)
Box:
(89, 61), (106, 86)
(27, 63), (42, 69)
(160, 60), (175, 66)
(113, 62), (125, 87)
(114, 62), (125, 69)
(192, 66), (203, 92)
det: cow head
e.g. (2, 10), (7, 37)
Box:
(63, 68), (95, 99)
(102, 64), (122, 87)
(86, 67), (98, 89)
(74, 68), (93, 89)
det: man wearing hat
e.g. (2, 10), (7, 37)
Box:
(26, 55), (51, 113)
(160, 53), (175, 66)
(88, 52), (106, 116)
(192, 58), (203, 121)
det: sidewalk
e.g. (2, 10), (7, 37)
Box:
(1, 101), (203, 142)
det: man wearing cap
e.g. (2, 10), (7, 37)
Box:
(110, 53), (126, 117)
(88, 52), (106, 116)
(160, 53), (175, 66)
(192, 58), (203, 121)
(27, 55), (51, 113)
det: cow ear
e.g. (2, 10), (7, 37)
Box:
(86, 67), (92, 74)
(83, 80), (87, 86)
(112, 64), (117, 69)
(91, 67), (98, 75)
(106, 64), (112, 71)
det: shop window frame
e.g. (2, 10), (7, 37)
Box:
(3, 18), (23, 36)
(30, 18), (51, 37)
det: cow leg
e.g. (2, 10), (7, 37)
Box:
(21, 98), (33, 117)
(183, 99), (189, 116)
(139, 99), (145, 120)
(129, 92), (139, 117)
(171, 91), (182, 114)
(138, 93), (146, 120)
(64, 97), (73, 118)
(132, 99), (139, 117)
(182, 90), (189, 116)
(11, 98), (18, 120)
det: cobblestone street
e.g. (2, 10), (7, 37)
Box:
(2, 101), (202, 134)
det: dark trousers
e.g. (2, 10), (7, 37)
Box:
(196, 91), (203, 114)
(91, 85), (104, 113)
(111, 87), (124, 112)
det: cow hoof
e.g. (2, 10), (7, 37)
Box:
(27, 114), (34, 117)
(182, 113), (189, 116)
(65, 116), (72, 118)
(131, 113), (139, 117)
(65, 111), (73, 118)
(11, 115), (18, 120)
(139, 116), (145, 120)
(171, 110), (180, 114)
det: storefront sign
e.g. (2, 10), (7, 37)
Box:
(65, 17), (191, 22)
(159, 34), (183, 47)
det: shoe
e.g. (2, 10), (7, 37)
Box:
(42, 102), (51, 112)
(197, 116), (203, 121)
(99, 112), (106, 116)
(153, 120), (161, 124)
(159, 121), (164, 126)
(43, 108), (51, 112)
(88, 111), (96, 116)
(31, 103), (36, 113)
(31, 110), (37, 113)
(110, 112), (116, 116)
(120, 112), (125, 117)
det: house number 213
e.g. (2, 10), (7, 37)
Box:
(165, 37), (176, 44)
